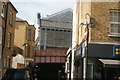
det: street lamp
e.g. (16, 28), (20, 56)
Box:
(83, 13), (91, 80)
(23, 43), (28, 68)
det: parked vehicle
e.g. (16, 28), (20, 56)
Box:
(1, 68), (26, 80)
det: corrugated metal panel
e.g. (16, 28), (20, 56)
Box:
(41, 57), (45, 63)
(56, 57), (60, 63)
(35, 48), (67, 57)
(51, 57), (56, 63)
(35, 57), (40, 63)
(35, 56), (66, 63)
(46, 57), (50, 63)
(61, 57), (66, 63)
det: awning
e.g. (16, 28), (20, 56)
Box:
(99, 59), (120, 65)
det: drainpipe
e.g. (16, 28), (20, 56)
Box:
(1, 2), (8, 78)
(37, 13), (41, 50)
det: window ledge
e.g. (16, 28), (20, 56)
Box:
(108, 34), (120, 37)
(1, 13), (4, 18)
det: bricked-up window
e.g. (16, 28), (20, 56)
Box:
(1, 3), (5, 18)
(27, 29), (31, 40)
(9, 12), (13, 26)
(7, 32), (11, 48)
(109, 10), (120, 36)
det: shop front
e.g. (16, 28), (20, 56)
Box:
(74, 42), (120, 80)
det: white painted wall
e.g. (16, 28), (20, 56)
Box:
(71, 1), (79, 78)
(12, 54), (25, 69)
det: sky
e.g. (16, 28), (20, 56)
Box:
(10, 0), (75, 25)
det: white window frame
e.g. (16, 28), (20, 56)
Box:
(7, 32), (11, 48)
(1, 3), (5, 18)
(109, 10), (120, 37)
(27, 29), (31, 40)
(9, 12), (13, 26)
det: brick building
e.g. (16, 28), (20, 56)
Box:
(0, 1), (6, 78)
(0, 1), (17, 78)
(66, 1), (120, 79)
(14, 17), (35, 67)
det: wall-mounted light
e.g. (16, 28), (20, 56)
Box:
(23, 43), (28, 47)
(84, 13), (96, 28)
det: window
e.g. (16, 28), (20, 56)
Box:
(4, 58), (10, 70)
(7, 32), (11, 48)
(0, 27), (2, 45)
(64, 30), (67, 32)
(42, 28), (45, 30)
(59, 29), (63, 32)
(27, 29), (31, 40)
(1, 3), (5, 18)
(55, 29), (58, 31)
(47, 28), (50, 31)
(109, 10), (120, 36)
(51, 29), (54, 31)
(33, 31), (35, 41)
(9, 12), (13, 26)
(27, 45), (30, 57)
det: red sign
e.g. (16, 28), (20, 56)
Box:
(83, 27), (88, 40)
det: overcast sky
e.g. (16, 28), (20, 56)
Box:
(10, 0), (75, 25)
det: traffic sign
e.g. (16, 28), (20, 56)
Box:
(83, 27), (88, 40)
(113, 46), (120, 57)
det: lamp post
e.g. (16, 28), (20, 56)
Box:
(83, 13), (91, 80)
(23, 43), (28, 68)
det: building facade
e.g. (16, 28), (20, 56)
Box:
(34, 9), (73, 79)
(14, 17), (35, 67)
(0, 1), (18, 77)
(36, 9), (73, 49)
(0, 1), (6, 78)
(39, 19), (72, 48)
(66, 1), (120, 80)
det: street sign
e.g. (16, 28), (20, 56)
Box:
(75, 46), (82, 56)
(83, 27), (88, 40)
(113, 46), (120, 57)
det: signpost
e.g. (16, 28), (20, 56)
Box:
(83, 13), (90, 80)
(83, 27), (88, 40)
(83, 26), (89, 80)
